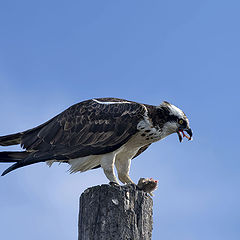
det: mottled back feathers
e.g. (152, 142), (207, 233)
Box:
(17, 98), (146, 160)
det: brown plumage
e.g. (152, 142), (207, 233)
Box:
(0, 97), (192, 184)
(0, 98), (149, 176)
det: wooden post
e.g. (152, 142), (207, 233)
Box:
(78, 184), (153, 240)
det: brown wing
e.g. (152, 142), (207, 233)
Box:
(21, 98), (146, 159)
(2, 98), (146, 175)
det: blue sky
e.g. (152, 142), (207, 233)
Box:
(0, 0), (239, 239)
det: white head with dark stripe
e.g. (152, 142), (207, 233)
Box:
(158, 101), (192, 142)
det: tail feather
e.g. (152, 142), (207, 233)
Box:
(1, 151), (53, 176)
(0, 132), (23, 146)
(1, 157), (40, 176)
(0, 151), (29, 162)
(0, 151), (31, 176)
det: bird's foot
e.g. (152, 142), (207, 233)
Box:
(125, 182), (136, 187)
(109, 181), (120, 186)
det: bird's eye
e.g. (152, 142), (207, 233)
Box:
(178, 119), (184, 125)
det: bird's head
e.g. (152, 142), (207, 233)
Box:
(158, 101), (192, 142)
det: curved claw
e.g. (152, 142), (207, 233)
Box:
(109, 181), (120, 186)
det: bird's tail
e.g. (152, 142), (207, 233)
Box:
(0, 132), (23, 146)
(0, 151), (29, 163)
(0, 151), (33, 176)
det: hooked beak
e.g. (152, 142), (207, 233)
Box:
(177, 128), (193, 142)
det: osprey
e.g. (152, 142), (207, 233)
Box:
(0, 98), (192, 184)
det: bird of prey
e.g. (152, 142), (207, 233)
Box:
(0, 98), (192, 184)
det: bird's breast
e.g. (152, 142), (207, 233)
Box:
(136, 119), (163, 145)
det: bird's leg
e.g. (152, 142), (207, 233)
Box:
(115, 158), (134, 184)
(120, 174), (134, 185)
(100, 152), (119, 185)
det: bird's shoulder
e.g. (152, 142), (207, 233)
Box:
(57, 98), (147, 124)
(21, 98), (148, 152)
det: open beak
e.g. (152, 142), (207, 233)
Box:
(177, 128), (192, 142)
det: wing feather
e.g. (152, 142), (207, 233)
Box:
(20, 98), (146, 160)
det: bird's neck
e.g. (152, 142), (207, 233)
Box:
(145, 105), (170, 129)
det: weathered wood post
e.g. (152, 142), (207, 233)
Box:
(78, 184), (153, 240)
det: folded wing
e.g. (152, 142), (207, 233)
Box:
(2, 98), (146, 175)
